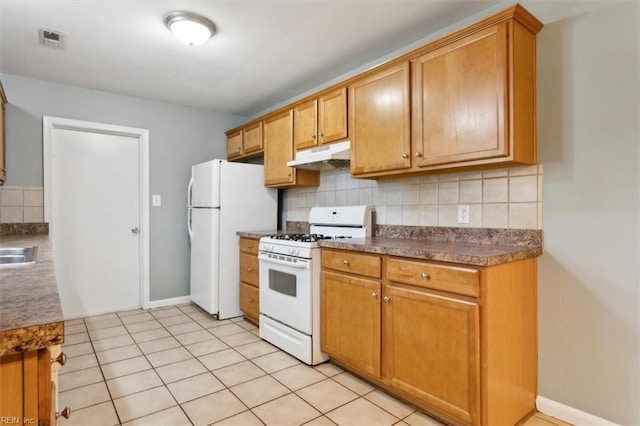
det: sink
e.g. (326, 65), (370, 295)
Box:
(0, 246), (39, 268)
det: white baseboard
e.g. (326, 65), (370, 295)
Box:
(147, 295), (192, 309)
(537, 396), (620, 426)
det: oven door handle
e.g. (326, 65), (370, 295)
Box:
(259, 254), (309, 269)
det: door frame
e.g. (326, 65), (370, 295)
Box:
(43, 116), (150, 310)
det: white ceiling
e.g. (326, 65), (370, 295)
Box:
(0, 0), (500, 116)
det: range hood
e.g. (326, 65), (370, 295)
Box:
(286, 140), (351, 171)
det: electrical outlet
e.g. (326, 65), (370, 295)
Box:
(152, 195), (162, 207)
(458, 205), (470, 224)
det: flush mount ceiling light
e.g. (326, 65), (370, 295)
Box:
(164, 11), (215, 47)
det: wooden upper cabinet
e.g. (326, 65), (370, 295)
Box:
(412, 24), (507, 167)
(243, 121), (263, 155)
(1, 80), (7, 186)
(226, 121), (263, 160)
(409, 9), (541, 173)
(294, 87), (347, 151)
(226, 129), (242, 159)
(264, 110), (295, 186)
(349, 62), (411, 175)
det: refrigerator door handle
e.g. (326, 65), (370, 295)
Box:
(187, 208), (193, 241)
(187, 176), (194, 208)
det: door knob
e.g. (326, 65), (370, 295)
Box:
(131, 227), (139, 234)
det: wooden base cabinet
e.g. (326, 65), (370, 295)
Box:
(238, 237), (260, 325)
(0, 346), (67, 426)
(321, 248), (537, 426)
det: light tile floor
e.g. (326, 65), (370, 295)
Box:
(59, 304), (570, 426)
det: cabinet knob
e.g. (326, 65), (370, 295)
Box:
(56, 406), (72, 419)
(247, 267), (253, 272)
(421, 272), (429, 279)
(383, 296), (391, 303)
(51, 351), (67, 366)
(414, 152), (423, 158)
(249, 298), (254, 304)
(401, 153), (408, 159)
(287, 173), (292, 177)
(371, 292), (378, 298)
(342, 259), (349, 265)
(318, 132), (324, 137)
(311, 134), (316, 139)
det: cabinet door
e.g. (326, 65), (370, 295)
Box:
(264, 110), (295, 186)
(349, 62), (411, 175)
(412, 24), (508, 167)
(384, 285), (480, 425)
(226, 130), (242, 159)
(318, 87), (347, 145)
(294, 99), (318, 150)
(321, 271), (381, 378)
(243, 121), (263, 155)
(239, 282), (259, 323)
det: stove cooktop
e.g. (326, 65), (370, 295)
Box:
(267, 233), (353, 243)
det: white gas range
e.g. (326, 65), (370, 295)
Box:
(258, 205), (372, 365)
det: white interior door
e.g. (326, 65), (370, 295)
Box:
(44, 117), (149, 318)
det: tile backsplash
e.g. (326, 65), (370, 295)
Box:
(0, 186), (45, 223)
(284, 165), (543, 230)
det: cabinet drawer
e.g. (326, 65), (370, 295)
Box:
(239, 282), (259, 321)
(322, 249), (381, 278)
(386, 258), (479, 297)
(239, 253), (259, 286)
(240, 238), (259, 255)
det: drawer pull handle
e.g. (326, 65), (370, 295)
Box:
(371, 292), (378, 298)
(51, 352), (67, 366)
(401, 153), (408, 159)
(247, 267), (253, 272)
(342, 260), (349, 265)
(383, 296), (391, 303)
(421, 272), (429, 279)
(57, 406), (72, 419)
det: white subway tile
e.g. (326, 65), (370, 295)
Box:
(23, 189), (44, 207)
(438, 173), (459, 182)
(418, 175), (438, 184)
(509, 203), (538, 229)
(402, 205), (420, 226)
(508, 165), (538, 176)
(438, 205), (458, 227)
(459, 180), (482, 204)
(372, 187), (387, 205)
(1, 189), (24, 207)
(482, 178), (508, 203)
(483, 168), (508, 179)
(374, 206), (387, 225)
(1, 206), (23, 223)
(419, 206), (438, 226)
(402, 185), (419, 205)
(509, 175), (538, 203)
(438, 182), (459, 205)
(419, 183), (438, 205)
(482, 204), (508, 228)
(459, 171), (482, 181)
(359, 188), (373, 205)
(23, 207), (44, 223)
(387, 186), (403, 205)
(387, 206), (402, 225)
(335, 190), (347, 206)
(324, 191), (336, 207)
(347, 189), (359, 205)
(335, 172), (348, 190)
(538, 202), (543, 230)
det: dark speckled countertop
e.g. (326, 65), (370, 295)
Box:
(0, 233), (64, 355)
(238, 224), (542, 266)
(319, 237), (541, 266)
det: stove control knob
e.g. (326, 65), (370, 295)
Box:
(294, 248), (300, 256)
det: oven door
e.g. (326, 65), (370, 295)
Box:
(259, 252), (312, 335)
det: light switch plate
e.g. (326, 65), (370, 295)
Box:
(152, 195), (162, 207)
(458, 205), (470, 224)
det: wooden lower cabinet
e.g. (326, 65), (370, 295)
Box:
(0, 346), (67, 426)
(238, 237), (260, 325)
(321, 249), (537, 426)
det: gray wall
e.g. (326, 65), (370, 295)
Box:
(1, 73), (244, 301)
(525, 1), (640, 423)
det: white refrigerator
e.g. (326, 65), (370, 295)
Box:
(188, 159), (277, 319)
